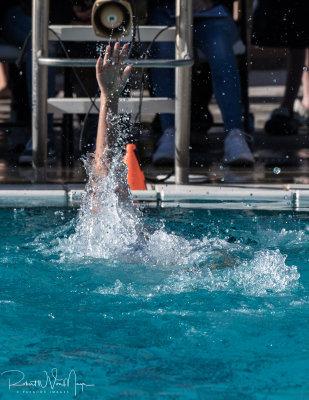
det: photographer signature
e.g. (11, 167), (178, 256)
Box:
(1, 368), (95, 396)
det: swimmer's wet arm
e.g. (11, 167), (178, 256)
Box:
(95, 43), (132, 175)
(95, 96), (117, 176)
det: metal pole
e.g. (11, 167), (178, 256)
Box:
(38, 57), (194, 68)
(175, 0), (193, 185)
(32, 0), (49, 182)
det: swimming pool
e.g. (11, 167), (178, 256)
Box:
(0, 205), (308, 399)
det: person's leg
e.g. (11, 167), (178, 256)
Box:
(301, 48), (309, 108)
(69, 41), (100, 153)
(194, 15), (243, 132)
(194, 15), (254, 165)
(2, 6), (31, 47)
(266, 47), (305, 135)
(2, 5), (31, 104)
(0, 63), (11, 99)
(147, 4), (176, 164)
(3, 5), (55, 151)
(149, 37), (175, 164)
(148, 5), (175, 133)
(149, 42), (175, 133)
(293, 47), (309, 124)
(281, 48), (305, 111)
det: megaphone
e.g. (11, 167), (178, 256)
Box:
(91, 0), (133, 39)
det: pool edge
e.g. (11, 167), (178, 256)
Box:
(0, 183), (309, 210)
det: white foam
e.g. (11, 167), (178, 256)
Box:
(91, 247), (300, 298)
(32, 116), (301, 297)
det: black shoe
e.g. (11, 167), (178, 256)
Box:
(265, 108), (299, 135)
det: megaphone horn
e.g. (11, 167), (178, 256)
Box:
(92, 0), (133, 39)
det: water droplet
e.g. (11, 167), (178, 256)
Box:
(273, 167), (281, 175)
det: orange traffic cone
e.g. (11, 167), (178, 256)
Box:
(123, 143), (147, 190)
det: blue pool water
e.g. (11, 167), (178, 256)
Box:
(1, 206), (309, 399)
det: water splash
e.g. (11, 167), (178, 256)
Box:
(59, 113), (147, 260)
(232, 250), (300, 295)
(32, 111), (301, 297)
(94, 249), (300, 298)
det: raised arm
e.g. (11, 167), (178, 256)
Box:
(95, 42), (132, 176)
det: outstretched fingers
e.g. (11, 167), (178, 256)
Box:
(96, 43), (132, 97)
(103, 45), (112, 65)
(119, 43), (130, 64)
(96, 56), (103, 73)
(111, 42), (120, 64)
(121, 65), (133, 84)
(101, 43), (130, 68)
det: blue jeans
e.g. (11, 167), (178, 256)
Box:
(148, 6), (243, 133)
(3, 5), (56, 140)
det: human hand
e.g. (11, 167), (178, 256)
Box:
(193, 0), (214, 13)
(96, 42), (132, 102)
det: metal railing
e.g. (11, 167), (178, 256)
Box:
(32, 0), (193, 183)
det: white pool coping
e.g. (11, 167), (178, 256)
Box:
(0, 183), (309, 210)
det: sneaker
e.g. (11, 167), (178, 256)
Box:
(293, 99), (309, 125)
(265, 107), (299, 135)
(18, 139), (56, 165)
(223, 128), (254, 166)
(152, 128), (175, 166)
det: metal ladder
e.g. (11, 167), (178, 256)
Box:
(32, 0), (194, 183)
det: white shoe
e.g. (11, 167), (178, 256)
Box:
(293, 99), (309, 125)
(223, 128), (254, 166)
(152, 128), (175, 165)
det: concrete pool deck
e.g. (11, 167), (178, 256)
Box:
(1, 183), (309, 211)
